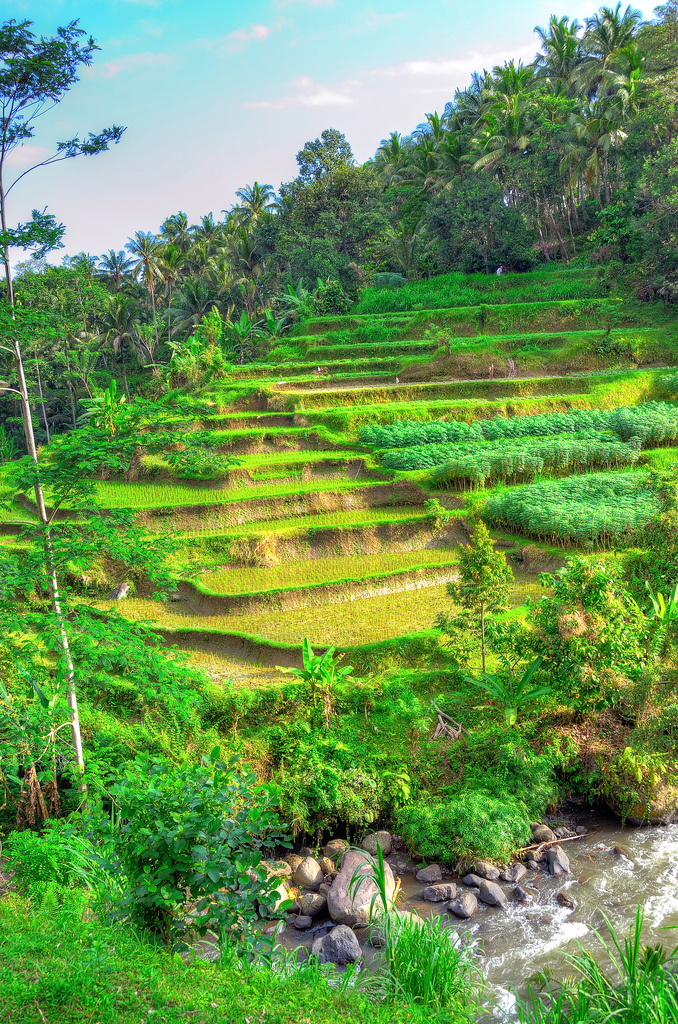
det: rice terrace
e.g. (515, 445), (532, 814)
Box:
(2, 4), (678, 1024)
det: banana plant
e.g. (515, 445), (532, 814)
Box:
(277, 638), (354, 731)
(466, 656), (552, 727)
(646, 581), (678, 657)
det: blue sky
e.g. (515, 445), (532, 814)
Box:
(3, 0), (651, 257)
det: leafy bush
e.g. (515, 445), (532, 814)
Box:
(99, 751), (291, 948)
(398, 790), (531, 864)
(3, 820), (104, 897)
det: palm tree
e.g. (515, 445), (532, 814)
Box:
(232, 182), (275, 224)
(472, 90), (538, 175)
(157, 243), (185, 345)
(534, 16), (584, 95)
(577, 3), (643, 95)
(374, 131), (411, 185)
(170, 279), (221, 336)
(100, 294), (140, 398)
(159, 212), (192, 252)
(98, 250), (134, 292)
(125, 231), (163, 351)
(382, 220), (428, 279)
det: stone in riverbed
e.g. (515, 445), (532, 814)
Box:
(546, 846), (571, 876)
(293, 915), (313, 930)
(293, 856), (324, 890)
(526, 859), (541, 871)
(361, 831), (392, 857)
(556, 891), (575, 909)
(474, 860), (500, 881)
(501, 863), (527, 884)
(423, 883), (458, 902)
(448, 892), (478, 919)
(463, 873), (484, 888)
(327, 850), (395, 926)
(478, 880), (508, 909)
(318, 856), (335, 876)
(416, 864), (443, 884)
(300, 892), (327, 918)
(531, 824), (556, 844)
(513, 886), (534, 905)
(324, 839), (347, 863)
(312, 924), (362, 964)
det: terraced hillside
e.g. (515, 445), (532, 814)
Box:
(91, 268), (677, 681)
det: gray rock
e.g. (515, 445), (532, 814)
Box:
(463, 873), (484, 887)
(513, 886), (534, 905)
(526, 859), (541, 871)
(293, 856), (324, 891)
(474, 860), (500, 881)
(478, 880), (508, 909)
(547, 846), (571, 876)
(361, 831), (392, 857)
(501, 863), (527, 884)
(293, 915), (313, 930)
(318, 856), (335, 876)
(312, 924), (362, 964)
(327, 849), (395, 926)
(299, 846), (314, 859)
(318, 882), (331, 896)
(575, 826), (587, 836)
(109, 583), (130, 600)
(263, 859), (293, 878)
(324, 839), (347, 863)
(264, 919), (286, 938)
(416, 864), (442, 884)
(300, 892), (327, 918)
(423, 883), (458, 902)
(532, 825), (556, 844)
(448, 892), (478, 919)
(556, 891), (575, 909)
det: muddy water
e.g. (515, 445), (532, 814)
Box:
(396, 815), (678, 1006)
(279, 813), (678, 1005)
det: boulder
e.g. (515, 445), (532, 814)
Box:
(324, 839), (348, 863)
(299, 846), (315, 859)
(293, 856), (324, 891)
(312, 924), (362, 965)
(318, 856), (335, 876)
(423, 883), (458, 902)
(448, 892), (478, 919)
(501, 863), (527, 884)
(606, 780), (678, 826)
(463, 873), (484, 888)
(415, 864), (442, 884)
(556, 891), (575, 909)
(109, 583), (130, 600)
(531, 824), (556, 844)
(526, 859), (541, 871)
(361, 831), (392, 857)
(264, 919), (286, 938)
(546, 846), (571, 876)
(300, 892), (327, 918)
(327, 849), (395, 927)
(478, 880), (508, 910)
(285, 854), (303, 872)
(474, 860), (500, 881)
(273, 881), (292, 911)
(293, 915), (313, 930)
(513, 886), (534, 905)
(262, 859), (293, 879)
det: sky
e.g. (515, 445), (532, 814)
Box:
(3, 0), (652, 259)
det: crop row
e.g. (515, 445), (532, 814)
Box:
(359, 401), (678, 449)
(484, 472), (659, 547)
(380, 431), (640, 486)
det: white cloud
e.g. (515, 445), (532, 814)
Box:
(99, 51), (175, 78)
(246, 75), (357, 109)
(5, 144), (50, 169)
(375, 41), (538, 80)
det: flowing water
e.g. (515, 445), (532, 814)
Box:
(393, 813), (678, 1009)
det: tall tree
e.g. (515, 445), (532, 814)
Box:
(447, 521), (514, 672)
(0, 17), (124, 794)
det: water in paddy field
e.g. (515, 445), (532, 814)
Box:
(394, 815), (678, 1010)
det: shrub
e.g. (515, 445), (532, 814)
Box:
(99, 751), (291, 948)
(397, 789), (531, 864)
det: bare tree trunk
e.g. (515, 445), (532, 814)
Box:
(34, 354), (50, 442)
(1, 191), (87, 803)
(481, 601), (486, 674)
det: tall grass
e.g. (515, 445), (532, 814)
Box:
(350, 845), (483, 1014)
(517, 907), (678, 1024)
